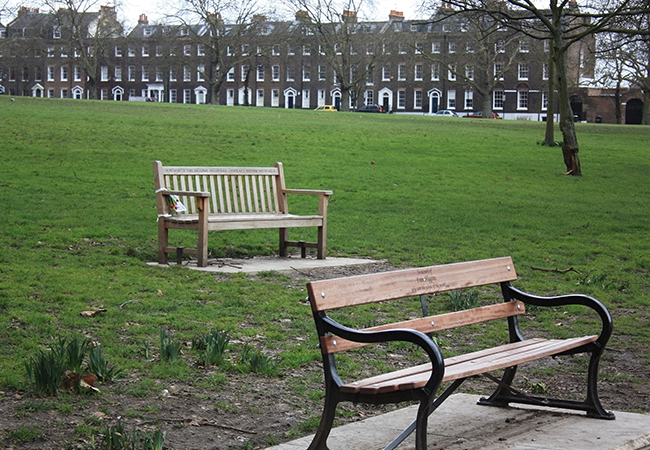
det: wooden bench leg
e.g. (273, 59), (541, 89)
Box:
(158, 222), (169, 265)
(197, 199), (208, 267)
(279, 228), (288, 257)
(317, 225), (326, 259)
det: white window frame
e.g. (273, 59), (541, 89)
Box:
(414, 90), (423, 109)
(414, 63), (423, 81)
(447, 90), (456, 109)
(518, 63), (529, 81)
(448, 65), (457, 81)
(518, 90), (529, 110)
(397, 90), (406, 109)
(431, 63), (440, 81)
(398, 64), (406, 81)
(465, 90), (473, 110)
(465, 66), (474, 81)
(382, 65), (391, 81)
(493, 90), (504, 109)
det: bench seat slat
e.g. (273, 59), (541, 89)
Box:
(163, 213), (324, 228)
(341, 336), (597, 395)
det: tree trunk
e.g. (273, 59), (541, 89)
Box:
(340, 87), (350, 112)
(614, 80), (622, 124)
(211, 79), (223, 105)
(643, 87), (650, 125)
(555, 44), (582, 176)
(482, 92), (492, 117)
(544, 50), (555, 145)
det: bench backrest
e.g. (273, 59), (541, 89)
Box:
(154, 161), (289, 216)
(307, 257), (522, 354)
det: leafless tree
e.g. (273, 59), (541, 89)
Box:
(424, 0), (647, 176)
(167, 0), (272, 104)
(43, 0), (124, 99)
(282, 0), (378, 111)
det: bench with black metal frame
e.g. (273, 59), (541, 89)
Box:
(306, 256), (614, 450)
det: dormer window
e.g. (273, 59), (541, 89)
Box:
(53, 26), (61, 39)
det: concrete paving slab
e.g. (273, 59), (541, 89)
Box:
(148, 256), (381, 274)
(265, 393), (650, 450)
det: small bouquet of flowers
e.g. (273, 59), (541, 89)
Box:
(166, 194), (187, 214)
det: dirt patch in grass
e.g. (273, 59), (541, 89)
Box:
(1, 262), (648, 450)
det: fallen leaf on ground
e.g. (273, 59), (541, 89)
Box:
(80, 309), (107, 317)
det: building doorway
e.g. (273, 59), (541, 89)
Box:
(570, 95), (583, 121)
(625, 98), (643, 124)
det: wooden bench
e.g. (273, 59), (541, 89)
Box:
(154, 161), (332, 267)
(306, 257), (614, 450)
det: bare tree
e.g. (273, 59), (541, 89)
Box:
(43, 0), (124, 99)
(426, 0), (645, 176)
(167, 0), (271, 104)
(282, 0), (378, 111)
(414, 7), (522, 117)
(598, 10), (650, 125)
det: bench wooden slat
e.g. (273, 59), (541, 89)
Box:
(321, 301), (527, 354)
(339, 339), (541, 394)
(308, 257), (517, 312)
(341, 336), (597, 395)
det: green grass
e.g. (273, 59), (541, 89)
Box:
(0, 96), (649, 410)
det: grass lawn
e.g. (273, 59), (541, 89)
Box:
(1, 96), (649, 447)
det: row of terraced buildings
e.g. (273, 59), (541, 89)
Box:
(0, 5), (645, 123)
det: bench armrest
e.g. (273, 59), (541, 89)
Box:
(320, 314), (445, 390)
(282, 189), (332, 217)
(506, 285), (613, 348)
(283, 189), (333, 196)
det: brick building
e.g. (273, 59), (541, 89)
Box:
(0, 6), (644, 123)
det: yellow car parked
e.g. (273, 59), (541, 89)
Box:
(314, 105), (338, 112)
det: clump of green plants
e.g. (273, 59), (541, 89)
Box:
(449, 289), (479, 311)
(88, 345), (124, 382)
(98, 420), (165, 450)
(239, 343), (280, 376)
(25, 337), (122, 396)
(522, 376), (549, 395)
(192, 330), (230, 367)
(159, 328), (181, 362)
